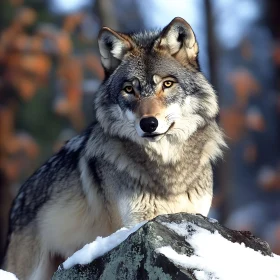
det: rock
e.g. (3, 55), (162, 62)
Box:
(52, 213), (277, 280)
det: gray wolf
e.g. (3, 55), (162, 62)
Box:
(3, 17), (225, 279)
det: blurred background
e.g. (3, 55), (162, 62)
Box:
(0, 0), (279, 262)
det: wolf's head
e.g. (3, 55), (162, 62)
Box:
(95, 17), (219, 147)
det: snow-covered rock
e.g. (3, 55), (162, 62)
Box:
(63, 221), (146, 269)
(52, 213), (280, 280)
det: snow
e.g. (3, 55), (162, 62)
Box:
(0, 270), (18, 280)
(63, 221), (146, 269)
(157, 221), (280, 280)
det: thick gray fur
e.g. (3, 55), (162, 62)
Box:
(3, 17), (225, 280)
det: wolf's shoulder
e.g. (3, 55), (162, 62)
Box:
(8, 123), (95, 233)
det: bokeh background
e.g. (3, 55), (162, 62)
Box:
(0, 0), (280, 263)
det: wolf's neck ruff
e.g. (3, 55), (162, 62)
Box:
(85, 120), (223, 198)
(124, 127), (216, 196)
(82, 121), (218, 227)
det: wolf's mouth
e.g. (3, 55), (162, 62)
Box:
(142, 122), (175, 141)
(143, 134), (161, 138)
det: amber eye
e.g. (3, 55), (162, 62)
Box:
(123, 85), (134, 94)
(163, 81), (174, 88)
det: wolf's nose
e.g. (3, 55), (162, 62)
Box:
(140, 117), (158, 133)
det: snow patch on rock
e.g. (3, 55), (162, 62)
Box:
(0, 270), (18, 280)
(157, 221), (280, 280)
(63, 221), (146, 269)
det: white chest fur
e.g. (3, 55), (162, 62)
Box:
(117, 191), (212, 228)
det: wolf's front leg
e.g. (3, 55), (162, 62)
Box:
(4, 226), (56, 280)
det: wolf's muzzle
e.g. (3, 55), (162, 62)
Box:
(140, 117), (158, 133)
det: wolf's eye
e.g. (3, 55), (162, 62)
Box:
(123, 86), (134, 94)
(163, 81), (174, 89)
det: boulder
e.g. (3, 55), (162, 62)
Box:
(52, 213), (279, 280)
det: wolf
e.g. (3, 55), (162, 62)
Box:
(3, 17), (225, 279)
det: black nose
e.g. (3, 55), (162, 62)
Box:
(140, 117), (158, 133)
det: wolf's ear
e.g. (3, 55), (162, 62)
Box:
(157, 17), (199, 67)
(98, 27), (132, 73)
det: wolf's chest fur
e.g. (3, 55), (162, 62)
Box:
(80, 123), (216, 230)
(114, 163), (213, 228)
